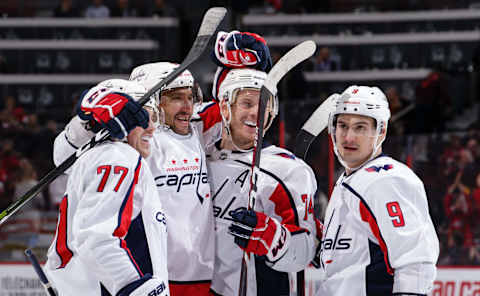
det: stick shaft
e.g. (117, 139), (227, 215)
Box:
(25, 249), (57, 296)
(0, 7), (226, 226)
(238, 40), (317, 296)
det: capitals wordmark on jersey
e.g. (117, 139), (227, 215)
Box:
(213, 168), (249, 222)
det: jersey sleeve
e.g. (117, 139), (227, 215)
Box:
(362, 175), (439, 294)
(73, 153), (146, 295)
(53, 116), (94, 169)
(263, 159), (317, 272)
(191, 101), (223, 149)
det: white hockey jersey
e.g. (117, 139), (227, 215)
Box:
(45, 141), (169, 296)
(194, 102), (317, 296)
(145, 125), (215, 284)
(52, 120), (215, 285)
(316, 155), (439, 296)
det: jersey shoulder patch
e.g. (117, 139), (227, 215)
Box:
(276, 152), (296, 160)
(364, 164), (393, 173)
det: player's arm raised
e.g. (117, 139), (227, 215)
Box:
(53, 80), (148, 168)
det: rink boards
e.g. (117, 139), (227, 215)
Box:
(0, 264), (478, 296)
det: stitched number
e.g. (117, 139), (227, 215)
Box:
(386, 201), (405, 227)
(96, 165), (129, 192)
(96, 165), (111, 192)
(301, 194), (314, 221)
(113, 166), (129, 192)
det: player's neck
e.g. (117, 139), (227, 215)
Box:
(344, 148), (383, 175)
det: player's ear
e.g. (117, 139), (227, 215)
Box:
(378, 121), (387, 143)
(220, 99), (230, 121)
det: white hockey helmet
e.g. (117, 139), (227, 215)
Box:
(217, 68), (278, 133)
(328, 85), (391, 170)
(129, 62), (201, 104)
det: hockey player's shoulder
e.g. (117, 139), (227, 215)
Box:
(263, 145), (313, 173)
(81, 141), (141, 168)
(356, 155), (422, 189)
(361, 156), (414, 177)
(264, 145), (297, 161)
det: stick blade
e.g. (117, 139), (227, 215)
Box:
(302, 93), (338, 137)
(263, 40), (316, 95)
(294, 93), (339, 158)
(198, 7), (227, 37)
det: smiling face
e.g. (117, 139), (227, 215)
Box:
(335, 113), (384, 171)
(229, 89), (260, 149)
(159, 87), (193, 135)
(127, 107), (155, 158)
(221, 88), (273, 150)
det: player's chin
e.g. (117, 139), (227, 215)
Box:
(139, 147), (151, 158)
(241, 127), (256, 141)
(173, 120), (190, 135)
(339, 150), (355, 160)
(138, 142), (151, 158)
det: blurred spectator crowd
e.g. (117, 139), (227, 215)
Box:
(0, 95), (68, 260)
(2, 0), (480, 18)
(403, 130), (480, 266)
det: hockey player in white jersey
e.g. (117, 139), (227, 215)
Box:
(45, 81), (170, 296)
(193, 30), (317, 295)
(128, 62), (214, 296)
(52, 65), (214, 296)
(315, 85), (439, 296)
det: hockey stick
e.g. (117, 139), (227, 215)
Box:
(390, 102), (415, 123)
(293, 93), (339, 159)
(25, 249), (57, 296)
(238, 40), (317, 296)
(0, 7), (226, 226)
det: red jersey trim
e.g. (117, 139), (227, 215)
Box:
(113, 156), (141, 237)
(55, 195), (73, 269)
(113, 156), (143, 277)
(198, 102), (222, 132)
(342, 182), (394, 275)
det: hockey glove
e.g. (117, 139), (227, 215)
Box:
(229, 209), (290, 262)
(117, 274), (168, 296)
(212, 30), (273, 72)
(77, 89), (149, 139)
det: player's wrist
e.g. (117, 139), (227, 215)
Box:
(265, 221), (291, 262)
(65, 116), (95, 148)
